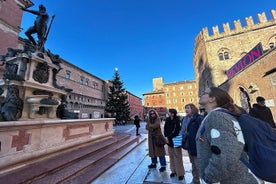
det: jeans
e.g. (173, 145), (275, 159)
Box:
(151, 156), (166, 167)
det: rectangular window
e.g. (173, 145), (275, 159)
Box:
(85, 79), (89, 86)
(80, 78), (83, 85)
(65, 73), (70, 79)
(93, 81), (98, 89)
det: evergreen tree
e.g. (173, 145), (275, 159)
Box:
(105, 69), (130, 122)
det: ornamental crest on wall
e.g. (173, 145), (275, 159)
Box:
(33, 62), (49, 83)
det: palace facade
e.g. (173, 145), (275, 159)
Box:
(193, 9), (276, 117)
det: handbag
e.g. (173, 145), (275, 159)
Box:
(155, 135), (166, 147)
(172, 134), (183, 148)
(182, 134), (189, 150)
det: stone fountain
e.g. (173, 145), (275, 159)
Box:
(0, 4), (114, 173)
(0, 48), (69, 120)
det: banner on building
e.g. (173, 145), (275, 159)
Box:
(226, 42), (264, 79)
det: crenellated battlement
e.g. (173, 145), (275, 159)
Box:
(198, 9), (276, 40)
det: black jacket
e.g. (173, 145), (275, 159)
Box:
(134, 118), (140, 127)
(164, 116), (181, 147)
(249, 104), (276, 128)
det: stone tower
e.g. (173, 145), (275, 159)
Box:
(153, 77), (164, 91)
(193, 9), (276, 93)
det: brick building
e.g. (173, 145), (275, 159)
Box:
(56, 59), (108, 119)
(143, 77), (198, 116)
(193, 9), (276, 117)
(0, 0), (32, 76)
(126, 91), (143, 120)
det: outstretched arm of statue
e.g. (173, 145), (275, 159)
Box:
(19, 6), (40, 15)
(23, 9), (41, 15)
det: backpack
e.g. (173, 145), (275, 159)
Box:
(219, 109), (276, 182)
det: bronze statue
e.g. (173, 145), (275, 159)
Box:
(20, 4), (49, 51)
(1, 86), (23, 121)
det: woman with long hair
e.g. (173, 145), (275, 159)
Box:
(180, 103), (203, 184)
(146, 109), (166, 172)
(196, 87), (261, 184)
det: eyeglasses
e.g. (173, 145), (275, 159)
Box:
(201, 91), (210, 96)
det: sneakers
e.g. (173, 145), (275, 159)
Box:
(170, 173), (176, 177)
(159, 167), (166, 172)
(178, 176), (184, 180)
(148, 164), (157, 169)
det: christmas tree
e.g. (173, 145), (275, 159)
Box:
(105, 68), (130, 123)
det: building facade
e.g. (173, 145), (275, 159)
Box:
(220, 47), (276, 115)
(193, 9), (276, 117)
(143, 77), (198, 116)
(0, 0), (32, 76)
(126, 91), (143, 120)
(56, 59), (108, 119)
(0, 0), (32, 55)
(164, 80), (198, 116)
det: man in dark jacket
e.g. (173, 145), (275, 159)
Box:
(249, 96), (276, 128)
(134, 115), (140, 136)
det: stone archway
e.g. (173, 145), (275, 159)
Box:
(239, 87), (251, 113)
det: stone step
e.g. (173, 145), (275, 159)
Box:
(0, 133), (135, 184)
(30, 135), (143, 184)
(64, 136), (145, 184)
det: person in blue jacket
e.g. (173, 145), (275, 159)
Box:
(180, 103), (203, 184)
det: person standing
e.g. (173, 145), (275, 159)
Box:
(249, 96), (276, 128)
(196, 87), (261, 184)
(146, 109), (166, 172)
(164, 109), (185, 180)
(134, 115), (141, 136)
(180, 104), (203, 184)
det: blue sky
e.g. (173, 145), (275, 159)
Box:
(20, 1), (275, 99)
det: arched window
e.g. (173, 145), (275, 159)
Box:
(224, 52), (229, 59)
(218, 48), (230, 60)
(268, 35), (276, 49)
